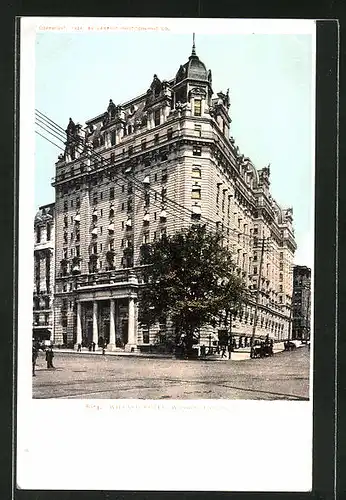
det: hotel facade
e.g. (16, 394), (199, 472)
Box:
(50, 41), (296, 350)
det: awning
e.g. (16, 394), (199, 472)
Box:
(160, 210), (167, 219)
(192, 185), (201, 190)
(91, 227), (98, 235)
(92, 209), (98, 216)
(108, 223), (115, 231)
(143, 175), (150, 185)
(126, 219), (132, 227)
(72, 265), (80, 272)
(74, 214), (81, 222)
(143, 213), (150, 222)
(192, 205), (202, 215)
(125, 166), (132, 174)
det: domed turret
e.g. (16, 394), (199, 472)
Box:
(175, 34), (210, 84)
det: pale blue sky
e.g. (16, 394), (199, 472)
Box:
(35, 31), (314, 266)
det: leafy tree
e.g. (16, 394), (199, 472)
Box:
(138, 224), (245, 355)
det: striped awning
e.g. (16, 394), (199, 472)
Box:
(91, 227), (98, 235)
(126, 219), (132, 227)
(108, 223), (115, 231)
(74, 214), (81, 222)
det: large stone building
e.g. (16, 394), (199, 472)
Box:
(292, 265), (311, 341)
(33, 203), (55, 342)
(51, 40), (296, 350)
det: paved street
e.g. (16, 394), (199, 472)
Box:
(32, 346), (310, 400)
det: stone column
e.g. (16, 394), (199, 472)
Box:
(107, 299), (116, 351)
(75, 301), (82, 350)
(125, 297), (137, 351)
(92, 300), (98, 347)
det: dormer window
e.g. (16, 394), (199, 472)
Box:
(159, 210), (167, 221)
(154, 109), (161, 127)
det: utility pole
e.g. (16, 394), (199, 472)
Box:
(287, 300), (293, 342)
(250, 237), (266, 358)
(228, 311), (233, 360)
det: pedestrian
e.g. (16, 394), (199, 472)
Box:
(77, 343), (82, 352)
(221, 345), (227, 358)
(45, 346), (54, 369)
(92, 341), (96, 352)
(32, 345), (38, 376)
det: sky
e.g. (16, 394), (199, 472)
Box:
(34, 22), (315, 267)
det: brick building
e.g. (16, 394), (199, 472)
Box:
(51, 40), (296, 350)
(33, 203), (55, 342)
(292, 265), (311, 341)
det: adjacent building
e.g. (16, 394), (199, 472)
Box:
(292, 265), (311, 341)
(33, 203), (55, 343)
(51, 40), (296, 350)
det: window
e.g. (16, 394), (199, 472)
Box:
(122, 221), (124, 230)
(70, 248), (73, 257)
(128, 145), (133, 156)
(154, 173), (158, 182)
(76, 197), (80, 209)
(71, 216), (74, 224)
(63, 216), (68, 228)
(110, 130), (116, 146)
(253, 267), (258, 275)
(167, 128), (173, 140)
(162, 169), (167, 182)
(154, 134), (159, 144)
(279, 284), (283, 293)
(121, 203), (125, 211)
(161, 188), (167, 202)
(280, 252), (283, 260)
(121, 185), (125, 193)
(100, 209), (103, 217)
(71, 200), (74, 208)
(253, 253), (258, 262)
(121, 239), (124, 247)
(110, 152), (115, 164)
(154, 212), (157, 221)
(193, 145), (202, 156)
(279, 262), (283, 271)
(194, 100), (202, 116)
(76, 245), (80, 257)
(100, 192), (103, 201)
(143, 232), (150, 244)
(191, 186), (201, 200)
(153, 231), (157, 241)
(93, 194), (98, 205)
(46, 224), (51, 241)
(192, 166), (201, 178)
(110, 187), (114, 200)
(279, 273), (283, 282)
(127, 199), (133, 212)
(100, 227), (103, 235)
(128, 182), (133, 195)
(194, 124), (202, 137)
(154, 109), (160, 126)
(100, 243), (103, 251)
(141, 139), (146, 151)
(63, 200), (68, 211)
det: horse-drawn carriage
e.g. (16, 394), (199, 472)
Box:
(251, 340), (274, 358)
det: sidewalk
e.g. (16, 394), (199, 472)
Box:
(52, 341), (306, 362)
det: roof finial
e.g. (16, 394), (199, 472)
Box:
(191, 32), (196, 56)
